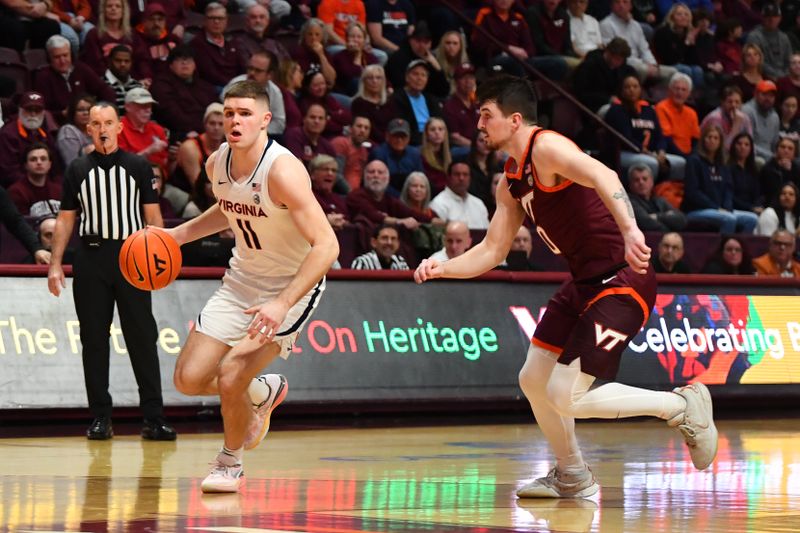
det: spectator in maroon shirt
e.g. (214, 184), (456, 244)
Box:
(0, 92), (61, 188)
(283, 103), (337, 166)
(81, 0), (151, 80)
(134, 2), (182, 80)
(443, 62), (478, 158)
(309, 154), (351, 231)
(331, 21), (379, 96)
(292, 18), (337, 87)
(129, 0), (185, 36)
(351, 64), (393, 143)
(275, 59), (304, 130)
(234, 4), (291, 62)
(0, 0), (60, 53)
(8, 143), (62, 215)
(189, 3), (248, 91)
(34, 35), (117, 124)
(298, 68), (351, 138)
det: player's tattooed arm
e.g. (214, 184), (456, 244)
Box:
(612, 188), (635, 218)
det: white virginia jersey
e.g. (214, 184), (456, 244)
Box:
(212, 139), (311, 278)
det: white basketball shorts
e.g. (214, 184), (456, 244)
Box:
(195, 269), (325, 358)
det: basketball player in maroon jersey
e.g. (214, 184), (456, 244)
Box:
(414, 75), (718, 498)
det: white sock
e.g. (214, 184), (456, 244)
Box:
(218, 446), (243, 466)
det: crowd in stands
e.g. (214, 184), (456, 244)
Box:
(0, 0), (798, 277)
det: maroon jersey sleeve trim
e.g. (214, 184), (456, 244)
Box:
(583, 287), (651, 328)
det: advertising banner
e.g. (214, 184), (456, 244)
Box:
(1, 277), (798, 409)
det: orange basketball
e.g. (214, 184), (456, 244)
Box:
(119, 227), (182, 291)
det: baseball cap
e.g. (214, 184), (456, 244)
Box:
(30, 199), (60, 221)
(406, 58), (430, 74)
(125, 87), (158, 105)
(756, 79), (778, 93)
(454, 62), (476, 79)
(19, 92), (45, 110)
(387, 118), (410, 136)
(762, 2), (781, 16)
(410, 21), (431, 40)
(143, 2), (166, 18)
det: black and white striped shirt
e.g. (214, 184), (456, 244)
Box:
(61, 149), (158, 240)
(350, 251), (409, 270)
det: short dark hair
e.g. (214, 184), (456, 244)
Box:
(223, 80), (271, 107)
(605, 37), (632, 59)
(23, 141), (50, 162)
(447, 159), (470, 175)
(373, 223), (398, 238)
(108, 44), (132, 59)
(167, 44), (194, 63)
(476, 74), (538, 124)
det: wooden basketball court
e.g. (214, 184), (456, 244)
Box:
(1, 418), (799, 532)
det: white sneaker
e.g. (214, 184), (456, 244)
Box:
(668, 383), (718, 470)
(517, 466), (600, 499)
(243, 374), (288, 450)
(201, 460), (244, 493)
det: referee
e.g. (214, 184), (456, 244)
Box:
(47, 102), (176, 441)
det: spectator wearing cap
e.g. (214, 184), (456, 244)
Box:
(150, 45), (218, 140)
(34, 35), (117, 123)
(189, 3), (248, 91)
(747, 3), (792, 79)
(8, 143), (62, 215)
(233, 4), (290, 63)
(130, 0), (184, 36)
(28, 200), (68, 263)
(369, 118), (423, 192)
(389, 60), (444, 146)
(283, 103), (338, 167)
(0, 92), (61, 188)
(103, 45), (144, 112)
(134, 2), (182, 80)
(0, 0), (60, 53)
(118, 87), (169, 172)
(385, 21), (449, 99)
(223, 50), (286, 137)
(366, 0), (416, 53)
(742, 79), (781, 164)
(443, 63), (479, 156)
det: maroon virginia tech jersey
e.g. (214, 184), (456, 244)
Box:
(505, 128), (626, 281)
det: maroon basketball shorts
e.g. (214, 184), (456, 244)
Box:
(532, 266), (657, 380)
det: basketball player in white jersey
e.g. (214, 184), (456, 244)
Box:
(164, 80), (339, 493)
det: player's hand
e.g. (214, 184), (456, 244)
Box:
(48, 264), (66, 297)
(414, 258), (444, 284)
(154, 225), (184, 246)
(34, 250), (51, 265)
(244, 300), (290, 344)
(623, 228), (651, 274)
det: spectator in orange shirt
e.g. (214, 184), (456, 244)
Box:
(331, 115), (372, 191)
(753, 229), (800, 277)
(655, 72), (700, 158)
(117, 87), (168, 172)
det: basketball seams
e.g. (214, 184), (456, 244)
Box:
(150, 228), (180, 285)
(142, 228), (155, 291)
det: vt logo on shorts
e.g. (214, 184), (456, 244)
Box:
(594, 323), (628, 351)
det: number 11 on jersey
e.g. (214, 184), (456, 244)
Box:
(236, 218), (262, 249)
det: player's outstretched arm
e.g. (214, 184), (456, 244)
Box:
(533, 133), (651, 274)
(48, 209), (77, 297)
(415, 175), (525, 283)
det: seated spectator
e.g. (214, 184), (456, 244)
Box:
(399, 171), (443, 223)
(600, 0), (676, 84)
(331, 22), (380, 96)
(0, 92), (60, 188)
(385, 21), (450, 99)
(7, 143), (62, 215)
(689, 8), (723, 89)
(605, 75), (686, 182)
(732, 43), (767, 103)
(700, 85), (753, 152)
(150, 45), (218, 140)
(718, 0), (761, 32)
(715, 18), (743, 76)
(655, 73), (700, 158)
(346, 159), (432, 229)
(369, 118), (423, 192)
(57, 94), (94, 167)
(742, 80), (780, 165)
(317, 0), (366, 49)
(760, 137), (800, 206)
(81, 0), (150, 80)
(753, 228), (800, 276)
(776, 53), (800, 117)
(292, 18), (337, 87)
(35, 35), (116, 123)
(756, 182), (800, 236)
(572, 37), (636, 113)
(525, 0), (581, 70)
(153, 162), (188, 218)
(0, 185), (50, 264)
(351, 64), (392, 143)
(778, 94), (800, 151)
(129, 0), (184, 35)
(567, 0), (603, 59)
(429, 161), (490, 230)
(429, 220), (471, 261)
(189, 3), (247, 91)
(31, 206), (62, 261)
(467, 130), (503, 209)
(172, 103), (223, 192)
(365, 0), (415, 53)
(652, 232), (691, 273)
(503, 225), (542, 271)
(746, 3), (792, 80)
(51, 0), (94, 52)
(683, 124), (759, 233)
(118, 88), (168, 172)
(0, 0), (60, 53)
(309, 154), (350, 231)
(434, 30), (469, 93)
(103, 45), (144, 112)
(275, 59), (304, 131)
(628, 163), (688, 231)
(331, 115), (372, 191)
(182, 166), (215, 218)
(701, 236), (755, 274)
(223, 51), (286, 137)
(350, 224), (410, 269)
(728, 132), (763, 214)
(298, 68), (351, 138)
(420, 118), (451, 194)
(234, 4), (290, 62)
(389, 59), (444, 146)
(443, 63), (478, 156)
(653, 3), (704, 89)
(283, 103), (337, 167)
(134, 2), (182, 80)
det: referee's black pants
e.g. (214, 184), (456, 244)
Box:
(73, 240), (164, 419)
